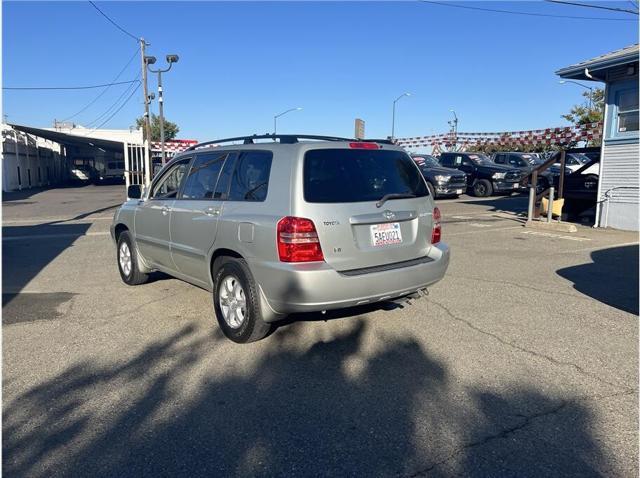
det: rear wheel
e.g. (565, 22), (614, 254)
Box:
(117, 231), (149, 285)
(473, 179), (493, 197)
(213, 257), (271, 343)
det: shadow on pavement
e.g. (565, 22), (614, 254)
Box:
(557, 244), (639, 315)
(2, 223), (92, 306)
(3, 321), (612, 477)
(458, 195), (529, 218)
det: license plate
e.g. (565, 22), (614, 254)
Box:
(456, 189), (463, 194)
(371, 222), (402, 247)
(513, 183), (520, 189)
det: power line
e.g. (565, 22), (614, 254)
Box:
(60, 47), (140, 122)
(4, 80), (140, 91)
(88, 1), (139, 41)
(545, 0), (639, 15)
(85, 74), (141, 127)
(89, 83), (141, 131)
(420, 0), (638, 20)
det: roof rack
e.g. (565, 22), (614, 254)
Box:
(183, 134), (395, 152)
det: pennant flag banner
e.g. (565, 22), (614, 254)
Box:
(396, 122), (602, 150)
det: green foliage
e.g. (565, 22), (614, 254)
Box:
(561, 88), (604, 126)
(136, 113), (180, 141)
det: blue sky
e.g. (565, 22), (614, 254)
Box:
(3, 1), (638, 140)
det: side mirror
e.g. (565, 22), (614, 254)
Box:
(127, 184), (142, 199)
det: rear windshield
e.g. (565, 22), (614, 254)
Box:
(304, 148), (428, 203)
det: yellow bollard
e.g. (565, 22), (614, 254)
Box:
(541, 197), (564, 218)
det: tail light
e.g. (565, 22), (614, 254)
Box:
(277, 216), (324, 262)
(349, 142), (379, 149)
(431, 207), (442, 244)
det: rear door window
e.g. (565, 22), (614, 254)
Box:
(304, 148), (428, 203)
(228, 151), (273, 202)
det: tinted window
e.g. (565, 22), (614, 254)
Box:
(151, 159), (190, 199)
(181, 152), (227, 199)
(304, 149), (428, 203)
(228, 151), (273, 202)
(494, 154), (505, 164)
(440, 155), (452, 167)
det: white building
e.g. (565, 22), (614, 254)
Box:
(1, 123), (145, 192)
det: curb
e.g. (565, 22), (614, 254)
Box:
(524, 220), (578, 233)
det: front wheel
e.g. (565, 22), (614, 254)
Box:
(117, 231), (149, 285)
(213, 258), (271, 343)
(473, 179), (493, 197)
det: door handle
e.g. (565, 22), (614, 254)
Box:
(161, 206), (171, 216)
(204, 207), (220, 217)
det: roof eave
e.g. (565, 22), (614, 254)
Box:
(556, 52), (640, 81)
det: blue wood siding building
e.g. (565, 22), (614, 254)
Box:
(557, 45), (639, 231)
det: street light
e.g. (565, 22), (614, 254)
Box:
(273, 107), (302, 135)
(448, 109), (458, 149)
(391, 92), (411, 139)
(146, 54), (179, 165)
(559, 80), (594, 110)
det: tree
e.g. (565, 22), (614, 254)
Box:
(136, 113), (180, 141)
(562, 88), (604, 126)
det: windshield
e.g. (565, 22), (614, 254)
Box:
(467, 154), (492, 165)
(304, 149), (428, 203)
(568, 153), (590, 164)
(413, 155), (440, 168)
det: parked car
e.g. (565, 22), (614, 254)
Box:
(111, 135), (450, 343)
(554, 152), (591, 173)
(554, 154), (601, 216)
(490, 152), (565, 193)
(411, 154), (467, 198)
(70, 165), (92, 182)
(439, 152), (522, 197)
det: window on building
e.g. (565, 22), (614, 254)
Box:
(617, 88), (639, 133)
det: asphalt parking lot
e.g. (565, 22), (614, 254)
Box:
(3, 184), (638, 477)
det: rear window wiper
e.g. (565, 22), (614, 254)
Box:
(376, 193), (416, 208)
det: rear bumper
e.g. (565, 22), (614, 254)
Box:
(250, 243), (450, 320)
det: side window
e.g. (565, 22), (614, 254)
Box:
(508, 155), (520, 166)
(461, 157), (472, 166)
(454, 156), (463, 166)
(440, 155), (451, 166)
(228, 151), (273, 202)
(616, 88), (639, 133)
(494, 154), (504, 164)
(151, 159), (190, 199)
(181, 152), (227, 199)
(213, 153), (237, 200)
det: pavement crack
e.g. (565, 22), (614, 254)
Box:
(406, 389), (635, 477)
(447, 274), (585, 300)
(426, 298), (632, 392)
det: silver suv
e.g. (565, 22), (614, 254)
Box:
(111, 135), (450, 343)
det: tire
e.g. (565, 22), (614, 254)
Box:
(473, 179), (493, 197)
(117, 231), (149, 285)
(213, 257), (271, 343)
(426, 181), (436, 199)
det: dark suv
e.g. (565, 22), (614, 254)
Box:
(491, 152), (562, 192)
(411, 154), (467, 198)
(439, 152), (522, 197)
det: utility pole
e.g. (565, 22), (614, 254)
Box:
(139, 38), (152, 144)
